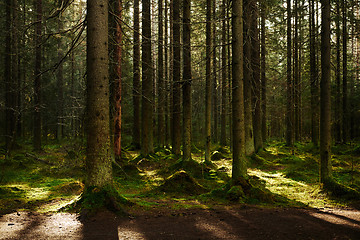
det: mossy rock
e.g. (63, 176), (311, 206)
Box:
(215, 146), (230, 154)
(226, 185), (245, 201)
(158, 170), (208, 195)
(52, 181), (84, 195)
(211, 151), (224, 161)
(0, 186), (25, 199)
(248, 187), (274, 203)
(165, 159), (213, 179)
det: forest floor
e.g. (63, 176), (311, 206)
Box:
(1, 141), (360, 239)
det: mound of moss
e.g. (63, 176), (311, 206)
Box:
(52, 181), (84, 195)
(158, 171), (208, 195)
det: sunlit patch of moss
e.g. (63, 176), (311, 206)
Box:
(249, 169), (342, 208)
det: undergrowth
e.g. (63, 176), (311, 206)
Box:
(1, 140), (360, 215)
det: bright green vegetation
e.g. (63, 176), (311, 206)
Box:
(1, 141), (359, 214)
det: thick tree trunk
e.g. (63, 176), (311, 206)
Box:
(232, 0), (246, 179)
(320, 0), (332, 186)
(141, 0), (154, 155)
(250, 0), (262, 152)
(182, 0), (192, 161)
(34, 0), (42, 151)
(205, 0), (212, 162)
(172, 0), (181, 155)
(86, 0), (113, 187)
(243, 0), (255, 156)
(132, 0), (141, 149)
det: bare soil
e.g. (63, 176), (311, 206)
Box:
(1, 206), (360, 240)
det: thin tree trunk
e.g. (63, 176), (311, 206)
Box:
(141, 0), (154, 155)
(294, 0), (299, 142)
(34, 0), (42, 151)
(212, 0), (218, 144)
(114, 0), (122, 158)
(220, 0), (227, 146)
(243, 0), (255, 155)
(205, 0), (212, 162)
(286, 0), (293, 147)
(232, 0), (246, 179)
(335, 1), (341, 143)
(309, 0), (319, 146)
(260, 1), (267, 143)
(320, 0), (332, 186)
(132, 0), (141, 149)
(56, 17), (64, 140)
(158, 0), (165, 148)
(182, 0), (192, 161)
(250, 0), (262, 152)
(342, 1), (348, 143)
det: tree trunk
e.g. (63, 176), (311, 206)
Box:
(309, 0), (319, 146)
(132, 0), (141, 149)
(113, 0), (122, 158)
(294, 0), (299, 142)
(172, 0), (181, 155)
(250, 0), (262, 152)
(243, 0), (255, 156)
(220, 0), (227, 146)
(34, 0), (42, 151)
(212, 0), (218, 144)
(141, 0), (154, 155)
(320, 0), (332, 186)
(86, 0), (113, 187)
(342, 1), (348, 143)
(260, 1), (267, 143)
(158, 0), (165, 148)
(286, 0), (293, 147)
(182, 0), (192, 161)
(205, 0), (212, 162)
(334, 1), (341, 143)
(232, 0), (246, 179)
(56, 17), (64, 140)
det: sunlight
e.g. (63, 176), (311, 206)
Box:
(308, 209), (360, 229)
(195, 216), (238, 239)
(118, 227), (146, 239)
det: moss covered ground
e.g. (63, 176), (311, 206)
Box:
(1, 140), (359, 215)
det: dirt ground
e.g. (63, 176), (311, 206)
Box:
(1, 206), (360, 240)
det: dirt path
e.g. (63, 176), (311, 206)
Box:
(1, 206), (360, 240)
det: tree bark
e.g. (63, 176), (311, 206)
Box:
(34, 0), (42, 151)
(232, 0), (247, 179)
(342, 1), (348, 143)
(158, 0), (165, 148)
(320, 0), (332, 186)
(172, 0), (181, 155)
(132, 0), (141, 149)
(141, 0), (154, 155)
(113, 0), (122, 158)
(286, 0), (293, 147)
(260, 1), (267, 143)
(205, 0), (212, 162)
(250, 0), (262, 152)
(56, 16), (64, 140)
(243, 0), (255, 155)
(335, 1), (341, 143)
(220, 0), (227, 146)
(86, 0), (113, 187)
(182, 0), (192, 161)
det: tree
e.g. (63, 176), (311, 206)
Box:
(172, 0), (181, 155)
(220, 0), (227, 146)
(342, 0), (348, 143)
(34, 0), (42, 151)
(113, 0), (122, 159)
(285, 0), (293, 147)
(86, 0), (113, 188)
(141, 0), (154, 155)
(320, 0), (332, 186)
(182, 0), (192, 161)
(132, 0), (141, 149)
(250, 0), (263, 152)
(260, 1), (267, 143)
(243, 0), (255, 155)
(205, 0), (212, 163)
(309, 0), (319, 146)
(232, 0), (246, 179)
(158, 0), (165, 147)
(56, 15), (64, 140)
